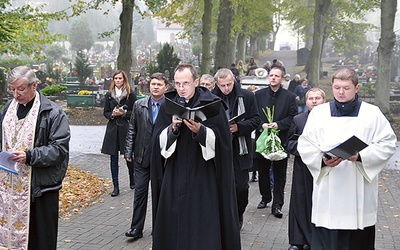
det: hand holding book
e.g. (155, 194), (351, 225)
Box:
(0, 151), (18, 175)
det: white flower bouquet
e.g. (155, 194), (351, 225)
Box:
(255, 106), (287, 161)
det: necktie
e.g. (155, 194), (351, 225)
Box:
(152, 102), (159, 123)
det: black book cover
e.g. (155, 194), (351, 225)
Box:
(324, 135), (368, 159)
(229, 113), (246, 124)
(165, 98), (221, 122)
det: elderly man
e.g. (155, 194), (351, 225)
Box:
(150, 64), (241, 250)
(0, 66), (70, 250)
(199, 73), (215, 90)
(213, 68), (261, 229)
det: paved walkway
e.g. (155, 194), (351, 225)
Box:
(57, 125), (400, 249)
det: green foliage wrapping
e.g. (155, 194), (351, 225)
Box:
(255, 106), (287, 161)
(40, 84), (67, 96)
(74, 51), (93, 85)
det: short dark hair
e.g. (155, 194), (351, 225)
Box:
(332, 68), (359, 86)
(174, 64), (198, 81)
(151, 72), (169, 85)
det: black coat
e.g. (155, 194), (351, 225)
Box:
(288, 79), (301, 93)
(150, 88), (241, 250)
(254, 86), (298, 158)
(101, 91), (136, 155)
(286, 111), (314, 246)
(213, 83), (261, 170)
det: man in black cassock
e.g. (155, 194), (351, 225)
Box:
(286, 88), (326, 250)
(150, 64), (241, 250)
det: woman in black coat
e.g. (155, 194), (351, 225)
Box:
(101, 70), (137, 196)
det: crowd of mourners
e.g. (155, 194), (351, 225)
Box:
(0, 59), (396, 250)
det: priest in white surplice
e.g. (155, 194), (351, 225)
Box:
(298, 68), (396, 250)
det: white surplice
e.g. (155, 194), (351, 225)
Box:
(298, 101), (397, 230)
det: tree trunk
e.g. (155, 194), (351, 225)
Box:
(236, 33), (246, 63)
(375, 0), (397, 120)
(304, 25), (313, 50)
(117, 0), (134, 85)
(214, 0), (233, 71)
(305, 0), (331, 86)
(230, 33), (238, 66)
(201, 0), (212, 75)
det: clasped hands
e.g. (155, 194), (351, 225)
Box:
(262, 122), (278, 130)
(112, 107), (126, 117)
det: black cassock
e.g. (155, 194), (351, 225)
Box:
(286, 111), (315, 247)
(150, 88), (241, 250)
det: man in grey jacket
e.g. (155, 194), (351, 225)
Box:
(0, 66), (70, 250)
(124, 72), (169, 239)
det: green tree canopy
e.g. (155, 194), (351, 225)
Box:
(74, 51), (93, 84)
(153, 43), (180, 76)
(0, 0), (66, 60)
(69, 17), (95, 52)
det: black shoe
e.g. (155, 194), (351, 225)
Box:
(125, 228), (143, 239)
(257, 201), (267, 209)
(130, 184), (135, 190)
(288, 246), (300, 250)
(303, 244), (310, 250)
(272, 207), (283, 218)
(111, 186), (119, 197)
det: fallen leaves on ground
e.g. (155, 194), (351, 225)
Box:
(59, 165), (111, 219)
(64, 107), (107, 126)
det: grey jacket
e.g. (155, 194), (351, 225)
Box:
(124, 96), (154, 165)
(0, 92), (70, 200)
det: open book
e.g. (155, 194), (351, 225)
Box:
(0, 151), (18, 175)
(306, 135), (368, 160)
(165, 98), (221, 122)
(229, 113), (246, 125)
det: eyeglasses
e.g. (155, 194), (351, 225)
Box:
(10, 84), (33, 95)
(174, 81), (193, 88)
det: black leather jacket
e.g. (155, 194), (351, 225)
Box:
(0, 92), (70, 200)
(125, 96), (153, 165)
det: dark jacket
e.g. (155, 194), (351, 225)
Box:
(213, 83), (261, 170)
(254, 86), (298, 158)
(124, 96), (154, 166)
(0, 92), (70, 199)
(101, 91), (136, 155)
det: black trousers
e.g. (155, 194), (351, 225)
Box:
(28, 190), (59, 250)
(312, 225), (376, 250)
(233, 160), (250, 220)
(130, 160), (150, 230)
(254, 157), (288, 209)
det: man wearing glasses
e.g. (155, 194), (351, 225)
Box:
(150, 64), (241, 250)
(124, 73), (169, 240)
(0, 66), (70, 249)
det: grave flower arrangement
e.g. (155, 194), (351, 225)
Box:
(255, 106), (287, 161)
